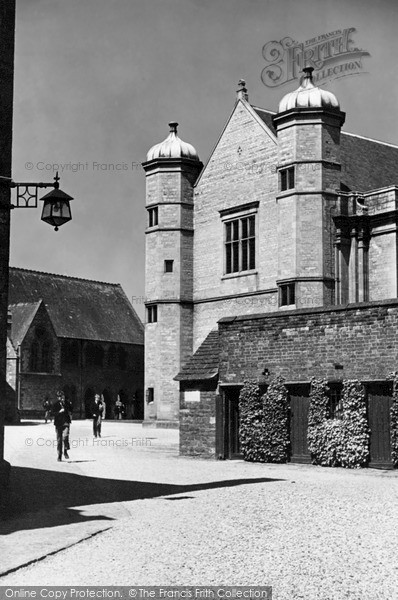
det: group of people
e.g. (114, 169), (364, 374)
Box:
(44, 391), (114, 461)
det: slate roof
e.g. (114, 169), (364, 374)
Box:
(8, 268), (144, 345)
(8, 301), (42, 347)
(174, 329), (220, 381)
(252, 106), (276, 136)
(252, 106), (398, 192)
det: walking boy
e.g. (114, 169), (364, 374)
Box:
(53, 390), (72, 461)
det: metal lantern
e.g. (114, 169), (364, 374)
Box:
(40, 187), (73, 231)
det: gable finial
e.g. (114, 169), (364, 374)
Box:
(168, 121), (178, 134)
(237, 79), (249, 102)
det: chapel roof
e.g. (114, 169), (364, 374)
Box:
(8, 268), (144, 345)
(8, 301), (42, 347)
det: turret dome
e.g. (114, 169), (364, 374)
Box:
(278, 67), (340, 113)
(146, 122), (200, 162)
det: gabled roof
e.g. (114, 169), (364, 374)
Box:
(174, 329), (220, 381)
(252, 106), (276, 136)
(8, 301), (42, 347)
(340, 132), (398, 192)
(195, 99), (277, 187)
(8, 268), (144, 345)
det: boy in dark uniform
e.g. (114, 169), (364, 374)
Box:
(53, 390), (72, 461)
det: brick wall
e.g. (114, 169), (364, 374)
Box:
(180, 385), (217, 457)
(219, 299), (398, 384)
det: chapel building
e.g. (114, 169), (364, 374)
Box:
(6, 268), (144, 421)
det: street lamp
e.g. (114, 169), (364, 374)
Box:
(0, 171), (73, 231)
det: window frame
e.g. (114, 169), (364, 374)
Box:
(279, 166), (295, 192)
(279, 283), (296, 307)
(164, 260), (174, 273)
(147, 305), (158, 323)
(222, 211), (257, 276)
(148, 206), (158, 228)
(329, 384), (343, 420)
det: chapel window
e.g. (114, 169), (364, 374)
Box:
(225, 215), (255, 274)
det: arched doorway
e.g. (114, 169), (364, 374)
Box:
(117, 389), (128, 419)
(133, 389), (144, 420)
(101, 388), (112, 419)
(63, 384), (77, 417)
(84, 388), (95, 418)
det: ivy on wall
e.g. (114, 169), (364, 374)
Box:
(238, 380), (267, 462)
(307, 378), (369, 468)
(387, 372), (398, 466)
(261, 375), (289, 463)
(238, 376), (289, 463)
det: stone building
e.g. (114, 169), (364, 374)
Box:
(6, 268), (144, 420)
(144, 68), (398, 467)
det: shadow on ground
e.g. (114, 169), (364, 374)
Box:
(1, 466), (283, 534)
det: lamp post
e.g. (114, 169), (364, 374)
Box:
(0, 2), (74, 495)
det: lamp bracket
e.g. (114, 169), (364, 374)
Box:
(0, 173), (60, 209)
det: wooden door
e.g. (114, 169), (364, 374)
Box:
(225, 388), (242, 459)
(367, 383), (393, 468)
(289, 385), (310, 463)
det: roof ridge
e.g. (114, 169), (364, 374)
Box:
(10, 266), (121, 287)
(342, 131), (398, 150)
(251, 105), (277, 115)
(250, 105), (398, 149)
(9, 300), (43, 308)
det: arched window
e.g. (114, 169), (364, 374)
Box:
(93, 345), (104, 367)
(108, 345), (117, 367)
(29, 327), (54, 373)
(118, 348), (127, 370)
(64, 384), (77, 410)
(85, 343), (104, 367)
(84, 387), (95, 418)
(61, 340), (79, 366)
(30, 341), (39, 371)
(85, 343), (95, 367)
(41, 341), (52, 372)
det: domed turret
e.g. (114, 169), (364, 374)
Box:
(278, 67), (340, 113)
(146, 122), (200, 162)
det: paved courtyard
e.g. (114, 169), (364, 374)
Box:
(1, 419), (398, 599)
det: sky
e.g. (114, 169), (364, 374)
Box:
(10, 0), (398, 320)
